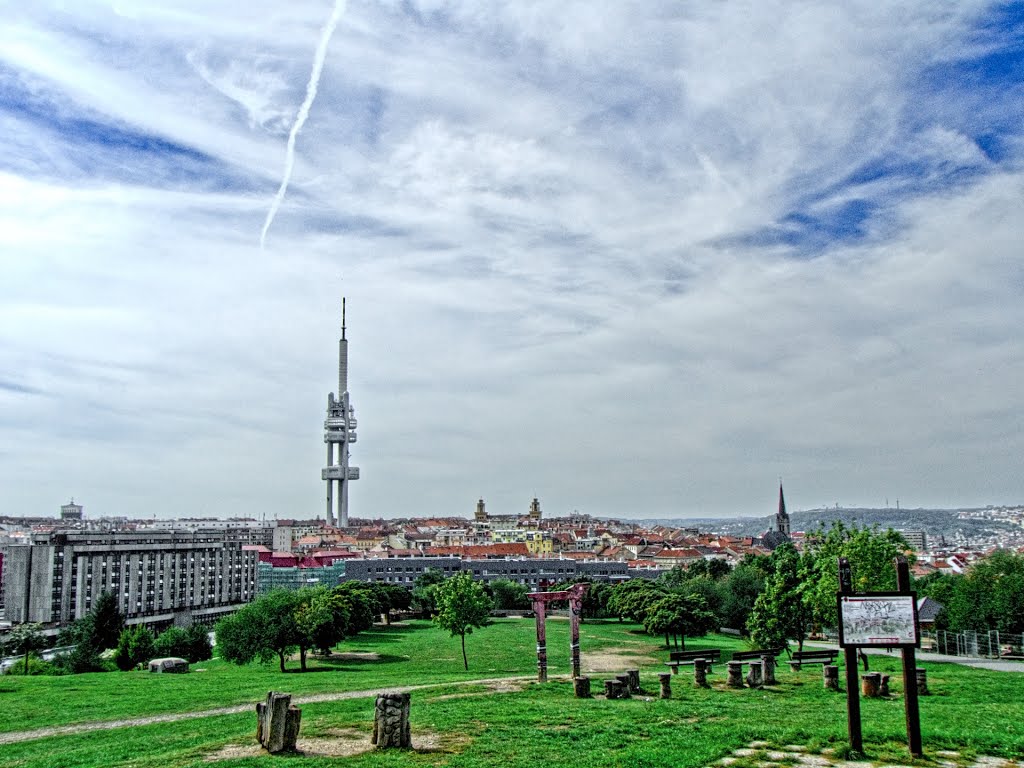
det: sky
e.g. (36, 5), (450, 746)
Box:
(2, 1), (1023, 522)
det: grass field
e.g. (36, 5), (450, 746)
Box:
(1, 618), (1022, 768)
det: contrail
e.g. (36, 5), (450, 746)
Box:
(260, 0), (347, 248)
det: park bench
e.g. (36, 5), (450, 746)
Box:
(665, 648), (722, 674)
(730, 647), (785, 662)
(788, 650), (838, 670)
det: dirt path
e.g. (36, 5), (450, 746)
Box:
(0, 675), (538, 747)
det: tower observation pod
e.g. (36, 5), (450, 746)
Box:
(322, 299), (360, 527)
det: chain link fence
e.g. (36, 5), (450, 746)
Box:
(920, 629), (1024, 659)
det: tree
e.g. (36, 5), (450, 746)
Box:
(939, 550), (1024, 634)
(717, 563), (765, 632)
(3, 623), (45, 675)
(374, 583), (413, 624)
(746, 542), (814, 652)
(332, 582), (377, 636)
(643, 592), (718, 649)
(114, 626), (155, 671)
(607, 579), (667, 624)
(413, 569), (447, 618)
(489, 579), (530, 611)
(52, 590), (125, 674)
(89, 591), (126, 651)
(216, 589), (300, 672)
(153, 626), (189, 659)
(294, 586), (350, 669)
(184, 623), (213, 662)
(433, 572), (492, 670)
(801, 523), (911, 630)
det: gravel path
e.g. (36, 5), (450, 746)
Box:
(0, 675), (537, 746)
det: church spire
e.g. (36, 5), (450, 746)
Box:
(776, 482), (791, 536)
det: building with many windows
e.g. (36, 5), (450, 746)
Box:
(2, 528), (260, 628)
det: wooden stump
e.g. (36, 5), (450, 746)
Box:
(256, 692), (301, 754)
(861, 672), (882, 698)
(372, 692), (411, 749)
(615, 674), (632, 698)
(604, 679), (624, 699)
(762, 654), (777, 685)
(822, 664), (839, 691)
(573, 676), (592, 698)
(879, 674), (890, 697)
(693, 658), (710, 688)
(916, 668), (930, 696)
(745, 661), (764, 688)
(726, 661), (745, 688)
(658, 672), (672, 699)
(626, 669), (641, 694)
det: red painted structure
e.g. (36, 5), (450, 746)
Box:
(527, 583), (588, 682)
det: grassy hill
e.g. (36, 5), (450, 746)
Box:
(1, 618), (1021, 767)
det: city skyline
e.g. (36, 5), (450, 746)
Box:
(2, 2), (1023, 521)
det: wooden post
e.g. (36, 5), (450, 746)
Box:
(745, 661), (764, 688)
(879, 675), (890, 697)
(256, 692), (301, 753)
(839, 557), (863, 755)
(726, 661), (744, 688)
(861, 673), (881, 697)
(604, 679), (623, 699)
(533, 599), (548, 683)
(372, 692), (411, 749)
(896, 557), (923, 758)
(658, 672), (672, 699)
(615, 674), (632, 698)
(573, 676), (591, 698)
(626, 669), (641, 694)
(693, 658), (710, 688)
(762, 654), (777, 685)
(823, 664), (839, 691)
(916, 668), (929, 695)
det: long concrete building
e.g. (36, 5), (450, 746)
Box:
(2, 529), (260, 627)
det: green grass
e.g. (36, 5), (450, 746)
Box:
(1, 619), (1022, 768)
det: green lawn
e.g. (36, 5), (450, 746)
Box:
(1, 619), (1021, 768)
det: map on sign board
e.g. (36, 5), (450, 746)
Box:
(838, 594), (919, 647)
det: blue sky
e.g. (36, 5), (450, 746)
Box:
(1, 1), (1022, 521)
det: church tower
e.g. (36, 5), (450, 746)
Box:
(776, 483), (791, 537)
(322, 299), (359, 527)
(475, 498), (488, 523)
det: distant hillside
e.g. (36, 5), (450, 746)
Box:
(640, 507), (1023, 545)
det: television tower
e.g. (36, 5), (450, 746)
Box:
(322, 298), (359, 527)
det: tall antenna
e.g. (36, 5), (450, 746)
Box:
(341, 296), (346, 341)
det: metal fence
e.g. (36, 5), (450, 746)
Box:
(920, 629), (1024, 659)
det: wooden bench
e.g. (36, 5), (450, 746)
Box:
(788, 650), (838, 670)
(730, 648), (784, 662)
(665, 649), (722, 674)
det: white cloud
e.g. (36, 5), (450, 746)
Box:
(1, 1), (1021, 520)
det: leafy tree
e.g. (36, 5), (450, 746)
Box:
(115, 626), (156, 671)
(433, 572), (492, 670)
(333, 582), (377, 636)
(489, 579), (530, 611)
(294, 586), (343, 669)
(89, 591), (126, 651)
(643, 592), (718, 649)
(374, 583), (413, 624)
(687, 559), (733, 581)
(3, 623), (45, 675)
(185, 623), (213, 662)
(940, 550), (1024, 634)
(153, 626), (189, 659)
(413, 568), (447, 618)
(747, 542), (814, 652)
(52, 590), (125, 673)
(607, 579), (667, 624)
(801, 523), (911, 630)
(216, 589), (299, 672)
(718, 563), (765, 632)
